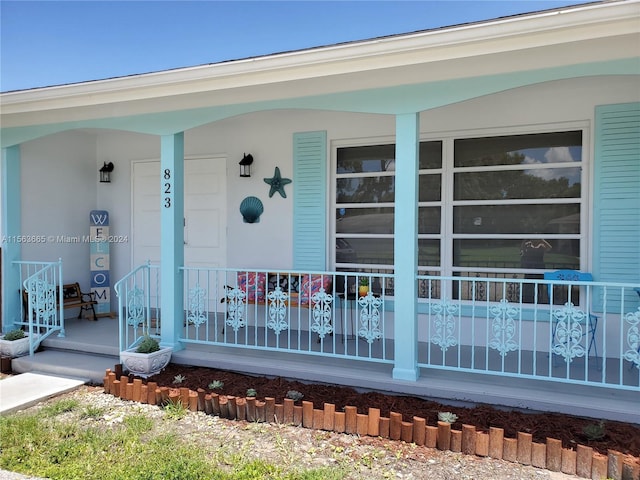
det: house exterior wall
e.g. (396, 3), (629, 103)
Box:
(8, 74), (639, 308)
(19, 131), (98, 291)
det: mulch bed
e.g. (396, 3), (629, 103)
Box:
(141, 363), (640, 457)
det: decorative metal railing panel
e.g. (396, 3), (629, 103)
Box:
(266, 287), (289, 335)
(624, 307), (640, 369)
(14, 259), (65, 355)
(114, 262), (161, 352)
(551, 302), (590, 363)
(429, 300), (459, 352)
(488, 299), (520, 357)
(310, 288), (334, 339)
(357, 292), (383, 344)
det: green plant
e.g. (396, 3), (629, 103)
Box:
(172, 374), (186, 384)
(163, 400), (188, 420)
(42, 398), (79, 416)
(135, 335), (160, 354)
(286, 390), (304, 402)
(359, 277), (369, 287)
(80, 405), (105, 419)
(209, 380), (224, 390)
(438, 411), (458, 424)
(583, 421), (606, 441)
(246, 388), (257, 397)
(2, 329), (26, 341)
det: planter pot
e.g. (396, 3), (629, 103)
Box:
(120, 346), (172, 378)
(0, 334), (36, 358)
(358, 286), (369, 297)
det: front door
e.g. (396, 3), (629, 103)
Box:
(132, 156), (227, 268)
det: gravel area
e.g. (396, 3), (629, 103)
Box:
(2, 386), (581, 480)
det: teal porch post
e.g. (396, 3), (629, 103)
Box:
(160, 133), (185, 350)
(392, 113), (420, 381)
(1, 146), (22, 332)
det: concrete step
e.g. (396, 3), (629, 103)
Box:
(11, 350), (119, 384)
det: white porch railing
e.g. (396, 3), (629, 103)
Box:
(416, 274), (640, 391)
(180, 268), (394, 363)
(116, 265), (640, 391)
(13, 259), (65, 355)
(114, 262), (161, 351)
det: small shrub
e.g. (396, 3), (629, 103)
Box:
(438, 411), (458, 424)
(2, 329), (25, 341)
(246, 388), (257, 397)
(172, 374), (186, 384)
(208, 380), (224, 390)
(135, 335), (160, 354)
(286, 390), (304, 402)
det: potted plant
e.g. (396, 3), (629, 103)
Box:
(358, 277), (369, 297)
(119, 335), (172, 378)
(0, 329), (36, 358)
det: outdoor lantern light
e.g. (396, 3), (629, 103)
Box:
(99, 162), (114, 183)
(239, 153), (254, 178)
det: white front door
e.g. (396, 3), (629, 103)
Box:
(132, 156), (227, 268)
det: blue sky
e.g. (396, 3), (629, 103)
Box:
(1, 1), (593, 92)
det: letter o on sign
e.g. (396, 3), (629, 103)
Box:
(92, 272), (107, 286)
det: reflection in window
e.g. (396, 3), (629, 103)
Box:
(336, 208), (394, 234)
(454, 204), (580, 234)
(454, 168), (581, 200)
(454, 131), (582, 167)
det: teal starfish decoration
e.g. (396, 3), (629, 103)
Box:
(263, 167), (292, 198)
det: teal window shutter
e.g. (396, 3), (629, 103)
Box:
(293, 131), (327, 271)
(593, 103), (640, 309)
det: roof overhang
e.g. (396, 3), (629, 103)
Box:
(1, 0), (639, 131)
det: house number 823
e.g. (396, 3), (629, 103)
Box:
(164, 169), (172, 208)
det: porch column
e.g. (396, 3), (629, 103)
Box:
(1, 146), (22, 332)
(159, 133), (185, 350)
(1, 146), (22, 331)
(392, 113), (420, 381)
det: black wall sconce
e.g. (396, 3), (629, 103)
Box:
(239, 153), (254, 178)
(99, 162), (114, 183)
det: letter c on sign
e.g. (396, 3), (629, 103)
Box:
(94, 256), (105, 268)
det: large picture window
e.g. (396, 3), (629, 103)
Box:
(334, 129), (585, 300)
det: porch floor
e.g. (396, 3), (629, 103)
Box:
(15, 316), (640, 425)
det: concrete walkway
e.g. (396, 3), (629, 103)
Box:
(0, 372), (84, 415)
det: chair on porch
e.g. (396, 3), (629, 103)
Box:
(544, 270), (599, 366)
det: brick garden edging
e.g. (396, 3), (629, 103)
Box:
(103, 367), (640, 480)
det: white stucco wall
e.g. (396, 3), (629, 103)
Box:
(20, 131), (98, 291)
(14, 74), (639, 313)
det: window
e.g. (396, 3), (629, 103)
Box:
(335, 142), (442, 269)
(452, 131), (582, 271)
(334, 129), (585, 301)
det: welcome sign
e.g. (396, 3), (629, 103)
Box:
(90, 210), (112, 317)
